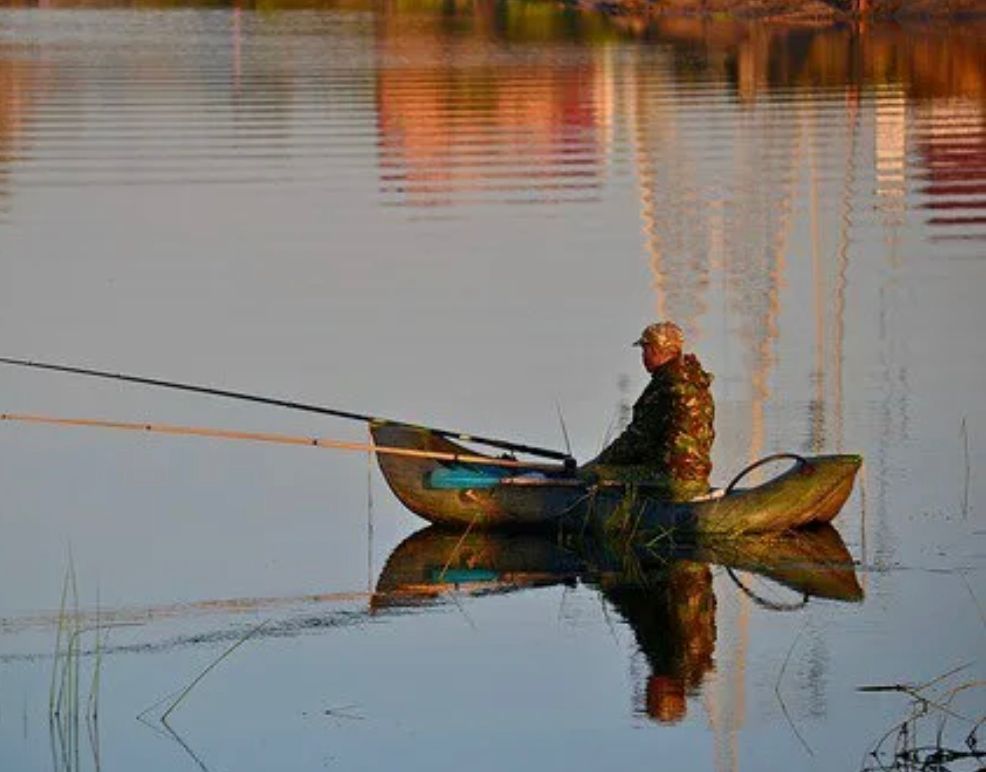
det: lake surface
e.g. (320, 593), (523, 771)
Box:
(0, 4), (984, 770)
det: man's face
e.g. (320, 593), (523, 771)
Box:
(642, 343), (678, 373)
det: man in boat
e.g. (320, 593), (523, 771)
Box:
(582, 321), (715, 501)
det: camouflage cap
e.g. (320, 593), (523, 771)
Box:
(632, 321), (684, 350)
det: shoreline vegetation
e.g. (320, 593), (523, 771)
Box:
(567, 0), (986, 21)
(3, 0), (985, 23)
(5, 0), (986, 18)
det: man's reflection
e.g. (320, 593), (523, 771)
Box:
(596, 561), (716, 723)
(373, 526), (862, 723)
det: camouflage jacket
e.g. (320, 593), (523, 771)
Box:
(591, 354), (715, 485)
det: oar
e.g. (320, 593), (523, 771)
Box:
(0, 413), (568, 472)
(0, 356), (575, 466)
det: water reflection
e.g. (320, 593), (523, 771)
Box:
(0, 524), (860, 730)
(915, 102), (986, 237)
(0, 54), (47, 218)
(0, 4), (982, 233)
(1, 525), (859, 772)
(374, 2), (607, 207)
(374, 525), (862, 724)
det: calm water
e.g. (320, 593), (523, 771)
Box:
(0, 4), (984, 770)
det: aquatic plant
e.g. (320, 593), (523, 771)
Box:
(48, 560), (106, 772)
(859, 665), (985, 771)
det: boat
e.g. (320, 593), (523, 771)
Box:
(370, 423), (862, 535)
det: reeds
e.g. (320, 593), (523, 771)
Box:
(775, 629), (813, 757)
(48, 559), (104, 772)
(131, 617), (270, 772)
(48, 559), (141, 772)
(159, 618), (269, 724)
(960, 417), (970, 519)
(859, 664), (985, 771)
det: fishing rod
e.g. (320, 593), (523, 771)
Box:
(0, 413), (568, 472)
(0, 356), (575, 466)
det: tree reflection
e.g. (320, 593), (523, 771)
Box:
(0, 55), (49, 218)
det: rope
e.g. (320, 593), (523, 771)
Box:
(725, 567), (809, 611)
(725, 453), (810, 495)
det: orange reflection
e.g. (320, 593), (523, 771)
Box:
(0, 56), (47, 211)
(604, 19), (986, 104)
(374, 0), (606, 207)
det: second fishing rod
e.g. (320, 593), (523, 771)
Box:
(0, 356), (577, 468)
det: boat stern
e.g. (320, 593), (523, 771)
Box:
(694, 453), (863, 535)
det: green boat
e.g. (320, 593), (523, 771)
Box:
(371, 423), (862, 536)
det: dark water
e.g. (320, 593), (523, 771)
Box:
(0, 4), (983, 770)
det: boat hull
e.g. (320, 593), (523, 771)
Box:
(371, 424), (861, 536)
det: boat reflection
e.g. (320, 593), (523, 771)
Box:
(373, 525), (862, 723)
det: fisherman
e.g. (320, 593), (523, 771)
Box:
(583, 321), (715, 501)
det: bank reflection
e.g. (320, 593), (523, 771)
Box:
(373, 525), (862, 724)
(373, 0), (608, 207)
(0, 53), (48, 217)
